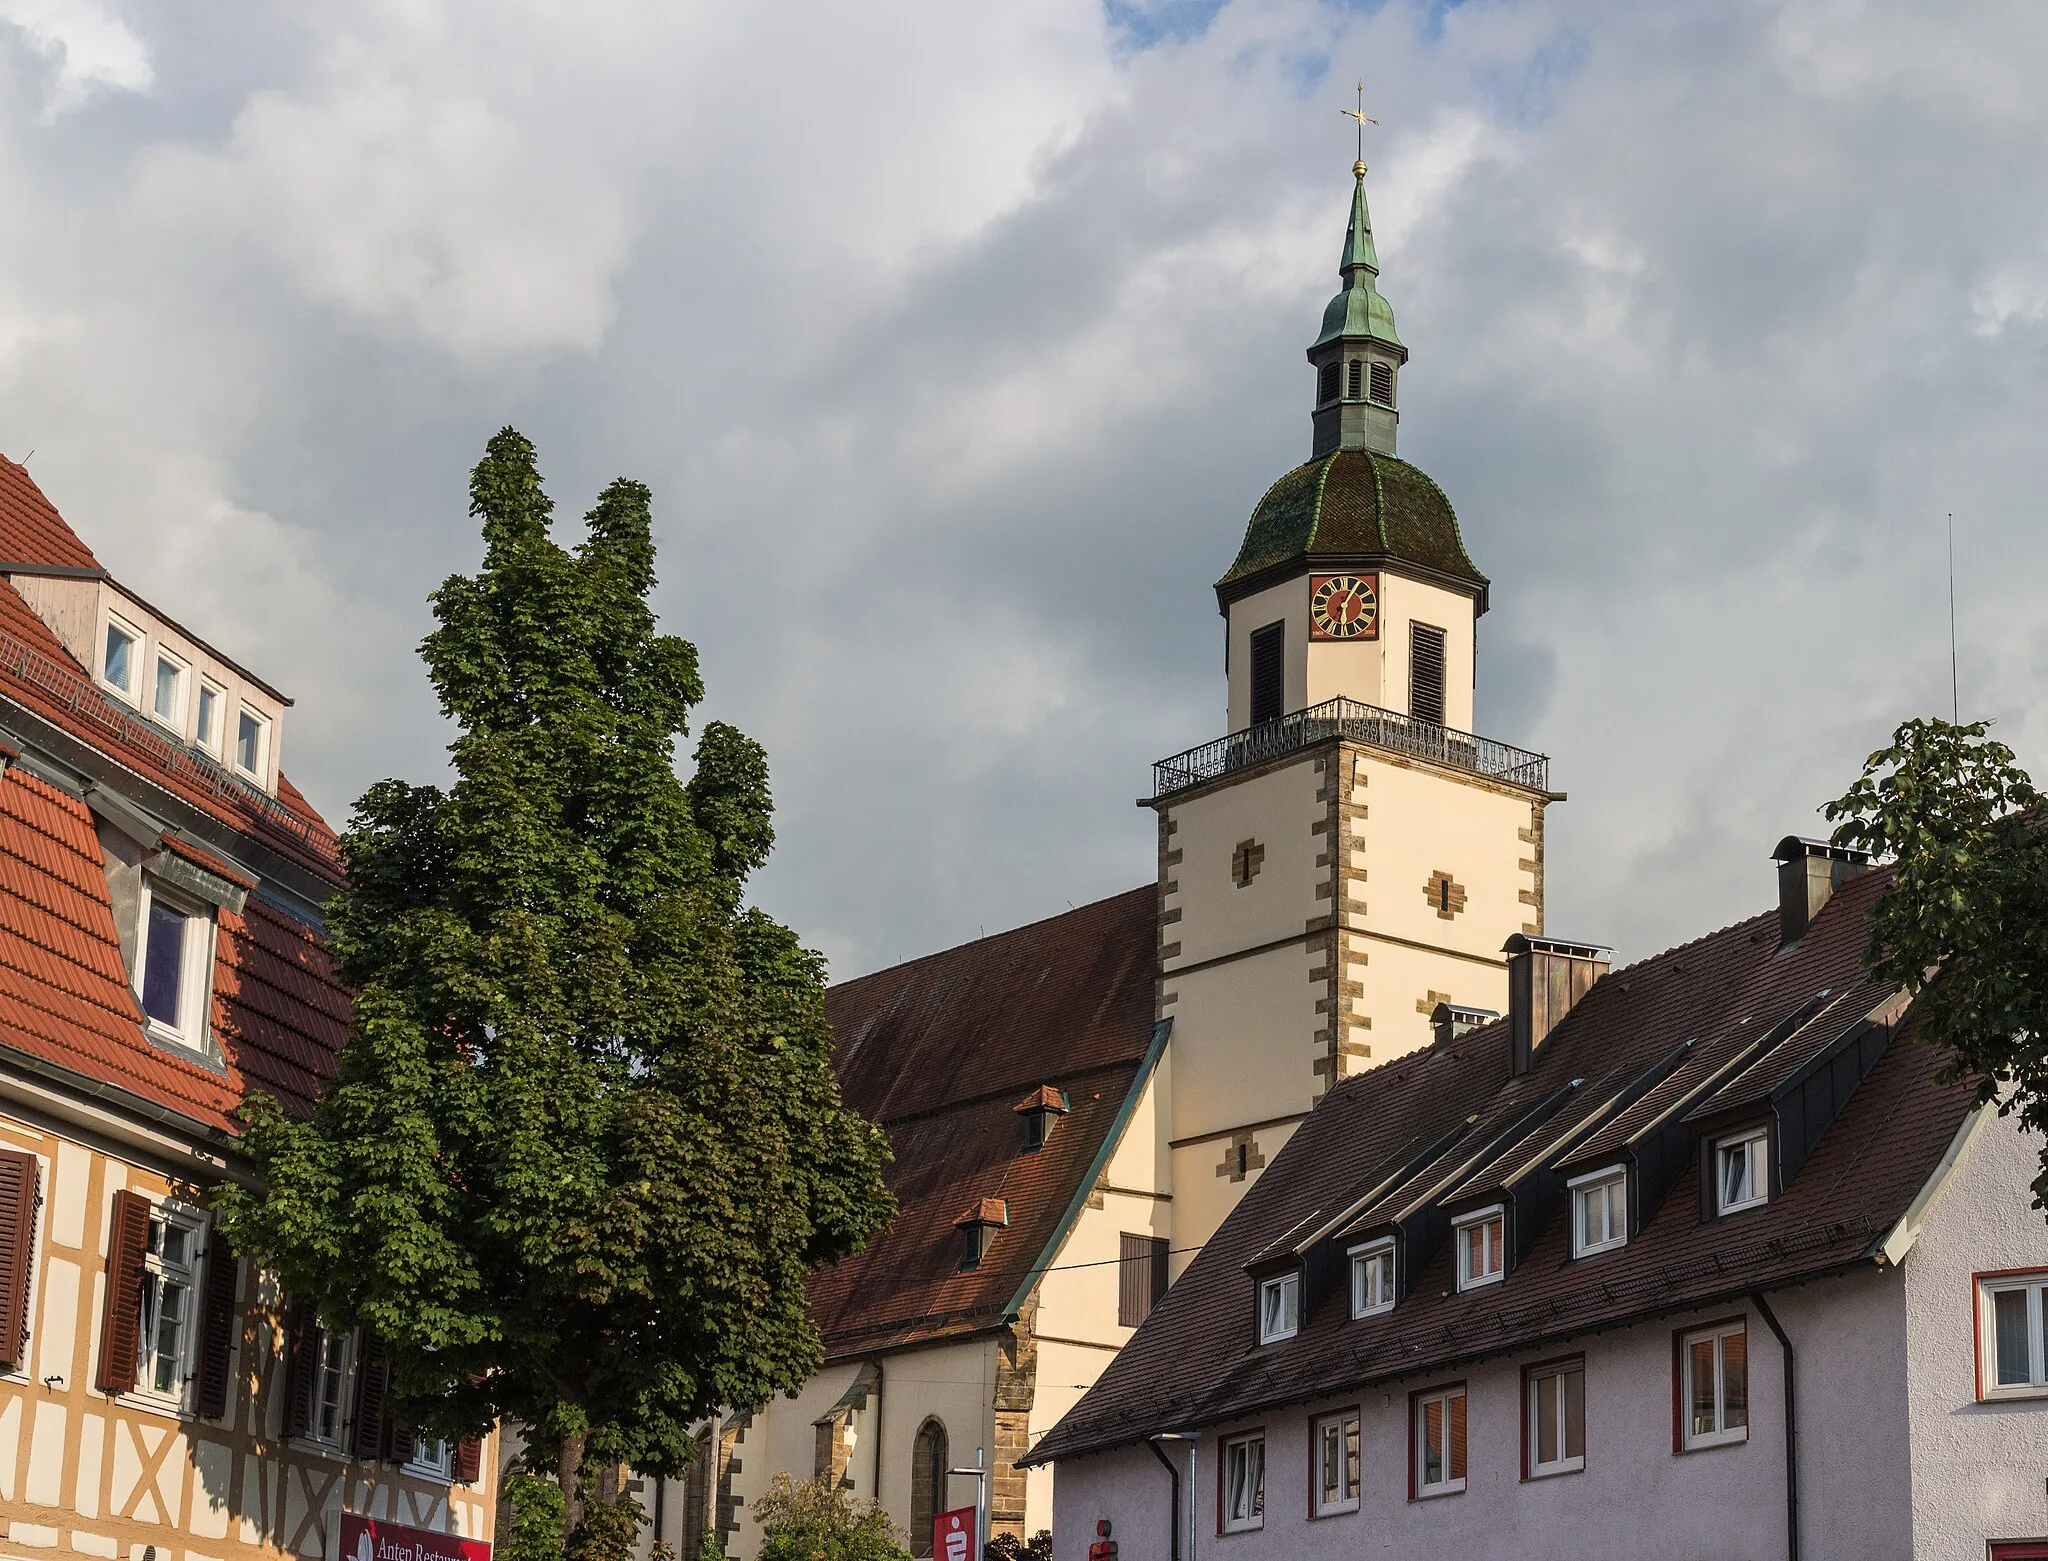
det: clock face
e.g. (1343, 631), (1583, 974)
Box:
(1309, 573), (1380, 640)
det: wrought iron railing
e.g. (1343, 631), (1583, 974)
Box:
(0, 623), (329, 853)
(1152, 695), (1550, 798)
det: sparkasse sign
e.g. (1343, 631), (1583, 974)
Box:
(339, 1513), (491, 1561)
(933, 1504), (975, 1561)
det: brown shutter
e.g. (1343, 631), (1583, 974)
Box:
(453, 1436), (484, 1484)
(1448, 1390), (1467, 1481)
(1117, 1235), (1170, 1327)
(193, 1229), (239, 1419)
(1148, 1236), (1169, 1311)
(0, 1150), (39, 1369)
(282, 1304), (320, 1438)
(1249, 622), (1285, 726)
(350, 1332), (391, 1461)
(95, 1189), (151, 1394)
(1409, 623), (1447, 726)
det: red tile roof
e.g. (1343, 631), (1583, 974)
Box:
(0, 457), (101, 571)
(1029, 869), (1977, 1466)
(811, 888), (1159, 1357)
(0, 765), (348, 1133)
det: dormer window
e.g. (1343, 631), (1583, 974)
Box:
(102, 617), (139, 700)
(1013, 1086), (1069, 1153)
(1570, 1168), (1628, 1257)
(955, 1198), (1008, 1270)
(1349, 1238), (1395, 1317)
(1716, 1129), (1769, 1215)
(1369, 361), (1395, 406)
(136, 878), (215, 1052)
(152, 652), (187, 729)
(235, 709), (267, 777)
(1257, 1270), (1299, 1343)
(1454, 1206), (1505, 1291)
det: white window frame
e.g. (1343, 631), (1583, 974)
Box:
(1569, 1167), (1628, 1257)
(1978, 1271), (2048, 1400)
(135, 877), (216, 1053)
(128, 1201), (206, 1416)
(405, 1436), (455, 1482)
(1412, 1384), (1466, 1497)
(291, 1324), (356, 1453)
(1349, 1238), (1395, 1319)
(100, 613), (142, 703)
(194, 679), (225, 755)
(1258, 1271), (1299, 1344)
(1678, 1320), (1749, 1449)
(234, 706), (269, 779)
(1311, 1411), (1360, 1516)
(1453, 1205), (1506, 1292)
(1715, 1129), (1770, 1215)
(1219, 1431), (1264, 1532)
(150, 647), (189, 732)
(1524, 1357), (1586, 1477)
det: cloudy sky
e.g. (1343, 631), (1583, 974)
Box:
(3, 0), (2045, 979)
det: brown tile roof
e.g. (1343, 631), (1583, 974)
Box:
(957, 1197), (1010, 1228)
(1014, 1085), (1070, 1114)
(811, 888), (1160, 1357)
(0, 457), (101, 571)
(1029, 869), (1977, 1466)
(0, 764), (349, 1133)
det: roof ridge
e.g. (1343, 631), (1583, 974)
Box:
(1303, 452), (1338, 554)
(826, 882), (1153, 993)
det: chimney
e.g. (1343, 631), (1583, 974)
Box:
(1503, 934), (1612, 1076)
(1772, 837), (1873, 948)
(1430, 1002), (1500, 1049)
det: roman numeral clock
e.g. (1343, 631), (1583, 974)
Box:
(1309, 572), (1379, 639)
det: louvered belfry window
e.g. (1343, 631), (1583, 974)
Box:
(1118, 1233), (1169, 1327)
(1318, 360), (1340, 405)
(1370, 361), (1395, 405)
(0, 1149), (40, 1370)
(1347, 359), (1363, 399)
(1249, 621), (1285, 726)
(1410, 622), (1447, 727)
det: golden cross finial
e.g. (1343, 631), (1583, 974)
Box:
(1341, 81), (1378, 178)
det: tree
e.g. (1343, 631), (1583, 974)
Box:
(1826, 716), (2048, 1201)
(215, 428), (893, 1545)
(751, 1476), (911, 1561)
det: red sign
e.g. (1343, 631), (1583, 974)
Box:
(933, 1504), (976, 1561)
(340, 1514), (492, 1561)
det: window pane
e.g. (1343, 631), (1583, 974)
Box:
(1563, 1365), (1585, 1459)
(154, 659), (179, 720)
(1246, 1440), (1263, 1518)
(1689, 1338), (1718, 1436)
(1535, 1372), (1558, 1464)
(105, 625), (132, 688)
(1720, 1144), (1748, 1208)
(1722, 1330), (1748, 1430)
(1995, 1288), (2033, 1385)
(237, 711), (261, 771)
(1422, 1399), (1444, 1485)
(1464, 1224), (1482, 1278)
(1226, 1446), (1246, 1519)
(197, 685), (216, 745)
(1343, 1417), (1360, 1497)
(142, 899), (187, 1027)
(153, 1278), (187, 1392)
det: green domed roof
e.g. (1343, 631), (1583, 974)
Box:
(1218, 449), (1489, 607)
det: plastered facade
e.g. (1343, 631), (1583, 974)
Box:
(0, 1104), (494, 1561)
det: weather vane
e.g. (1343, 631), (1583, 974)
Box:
(1341, 81), (1378, 178)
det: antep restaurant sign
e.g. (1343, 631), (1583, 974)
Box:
(340, 1513), (491, 1561)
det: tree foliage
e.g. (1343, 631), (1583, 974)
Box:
(215, 428), (893, 1533)
(752, 1476), (911, 1561)
(1826, 716), (2048, 1201)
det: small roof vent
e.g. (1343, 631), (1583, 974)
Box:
(1429, 1003), (1500, 1050)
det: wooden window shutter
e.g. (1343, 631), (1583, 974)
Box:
(350, 1332), (391, 1461)
(1448, 1391), (1468, 1481)
(1409, 622), (1447, 727)
(0, 1149), (40, 1369)
(1249, 621), (1285, 726)
(452, 1436), (484, 1485)
(1118, 1235), (1169, 1327)
(95, 1189), (151, 1394)
(282, 1303), (319, 1439)
(193, 1229), (239, 1419)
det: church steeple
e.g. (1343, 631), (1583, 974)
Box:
(1308, 161), (1407, 458)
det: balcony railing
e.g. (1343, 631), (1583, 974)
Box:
(0, 623), (330, 854)
(1152, 695), (1550, 799)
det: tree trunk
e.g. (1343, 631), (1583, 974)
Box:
(560, 1427), (589, 1544)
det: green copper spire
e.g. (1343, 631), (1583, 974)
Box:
(1313, 163), (1401, 351)
(1307, 159), (1408, 457)
(1339, 161), (1380, 276)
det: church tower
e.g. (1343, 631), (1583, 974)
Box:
(1151, 161), (1560, 1266)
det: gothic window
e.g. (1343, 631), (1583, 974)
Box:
(1318, 360), (1339, 405)
(1370, 361), (1395, 405)
(910, 1419), (949, 1556)
(1249, 621), (1284, 726)
(1409, 622), (1446, 726)
(1347, 359), (1363, 399)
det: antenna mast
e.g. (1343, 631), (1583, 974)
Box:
(1947, 512), (1959, 723)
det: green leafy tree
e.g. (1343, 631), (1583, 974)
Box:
(752, 1476), (911, 1561)
(1827, 716), (2048, 1200)
(215, 428), (893, 1545)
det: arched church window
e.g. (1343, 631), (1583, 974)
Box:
(1318, 361), (1339, 406)
(1370, 361), (1395, 406)
(910, 1419), (950, 1557)
(1347, 359), (1363, 399)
